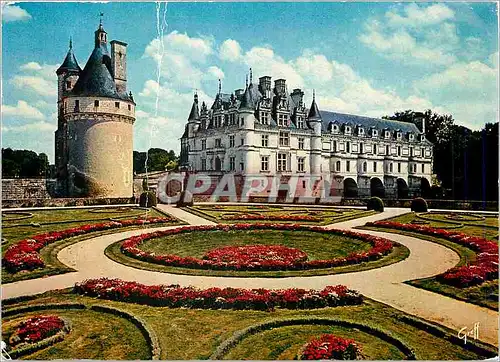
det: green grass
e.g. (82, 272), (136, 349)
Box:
(2, 207), (182, 284)
(106, 228), (410, 277)
(2, 289), (496, 360)
(184, 205), (376, 225)
(2, 309), (150, 360)
(224, 324), (405, 360)
(359, 211), (498, 310)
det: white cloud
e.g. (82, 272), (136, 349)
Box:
(2, 100), (45, 120)
(488, 52), (498, 69)
(385, 3), (454, 28)
(204, 66), (225, 81)
(2, 121), (54, 133)
(10, 63), (58, 97)
(20, 62), (43, 71)
(219, 39), (242, 62)
(2, 3), (31, 23)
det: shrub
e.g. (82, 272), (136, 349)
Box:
(176, 190), (193, 207)
(367, 197), (384, 212)
(411, 198), (428, 212)
(139, 191), (157, 208)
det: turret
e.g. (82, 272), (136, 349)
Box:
(307, 91), (323, 174)
(56, 38), (81, 101)
(187, 93), (200, 137)
(307, 90), (322, 136)
(95, 17), (108, 49)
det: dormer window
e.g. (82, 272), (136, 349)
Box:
(372, 129), (378, 137)
(397, 132), (402, 140)
(409, 133), (414, 141)
(358, 127), (364, 136)
(94, 100), (99, 107)
(297, 116), (304, 128)
(419, 134), (425, 142)
(66, 81), (71, 89)
(345, 126), (351, 134)
(384, 130), (390, 139)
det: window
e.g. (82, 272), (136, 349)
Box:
(373, 162), (377, 172)
(409, 134), (414, 141)
(397, 132), (402, 140)
(278, 113), (288, 127)
(397, 146), (401, 156)
(66, 81), (71, 89)
(421, 148), (425, 157)
(410, 147), (413, 157)
(397, 162), (401, 173)
(94, 100), (99, 107)
(229, 135), (235, 148)
(358, 128), (364, 135)
(261, 135), (269, 147)
(279, 131), (290, 146)
(229, 113), (236, 125)
(346, 160), (350, 172)
(373, 144), (377, 154)
(230, 157), (236, 171)
(333, 140), (337, 152)
(201, 139), (206, 150)
(261, 156), (269, 171)
(335, 160), (341, 172)
(297, 116), (304, 128)
(421, 164), (425, 173)
(359, 143), (364, 154)
(241, 117), (245, 126)
(386, 145), (390, 155)
(372, 129), (378, 137)
(298, 137), (304, 149)
(345, 126), (351, 134)
(75, 100), (80, 111)
(128, 104), (131, 111)
(115, 102), (120, 108)
(240, 162), (244, 171)
(260, 112), (269, 125)
(385, 131), (390, 139)
(363, 162), (367, 172)
(298, 157), (305, 172)
(215, 138), (222, 148)
(390, 163), (393, 173)
(302, 180), (306, 188)
(201, 158), (207, 171)
(346, 142), (350, 153)
(277, 153), (287, 171)
(240, 138), (244, 146)
(413, 164), (417, 172)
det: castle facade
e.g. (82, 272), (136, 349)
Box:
(180, 73), (433, 198)
(55, 20), (135, 197)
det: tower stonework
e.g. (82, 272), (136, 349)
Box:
(55, 21), (136, 198)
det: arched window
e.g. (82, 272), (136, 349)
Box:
(336, 160), (341, 172)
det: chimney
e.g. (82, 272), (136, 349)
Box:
(110, 40), (128, 94)
(259, 76), (272, 99)
(291, 88), (304, 106)
(274, 79), (286, 95)
(413, 112), (426, 134)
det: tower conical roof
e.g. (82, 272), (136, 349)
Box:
(239, 86), (256, 110)
(188, 94), (200, 121)
(56, 40), (81, 75)
(307, 91), (321, 120)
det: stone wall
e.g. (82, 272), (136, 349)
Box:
(2, 179), (58, 200)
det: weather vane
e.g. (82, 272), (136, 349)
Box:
(99, 12), (104, 25)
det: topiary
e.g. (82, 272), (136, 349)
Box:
(411, 197), (428, 212)
(139, 191), (157, 208)
(367, 197), (384, 212)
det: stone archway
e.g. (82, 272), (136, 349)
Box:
(370, 177), (385, 198)
(397, 178), (409, 199)
(343, 178), (358, 198)
(421, 177), (431, 198)
(215, 157), (222, 172)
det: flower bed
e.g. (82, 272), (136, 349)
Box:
(220, 214), (323, 222)
(3, 217), (174, 273)
(11, 315), (65, 346)
(365, 221), (498, 287)
(120, 224), (394, 271)
(74, 278), (363, 311)
(299, 334), (363, 360)
(204, 245), (308, 268)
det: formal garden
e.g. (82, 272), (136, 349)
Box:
(1, 203), (498, 360)
(183, 204), (375, 225)
(360, 211), (499, 310)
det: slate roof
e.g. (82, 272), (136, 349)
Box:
(56, 45), (81, 75)
(188, 95), (200, 121)
(319, 111), (422, 134)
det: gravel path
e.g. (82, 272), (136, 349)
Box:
(1, 205), (497, 345)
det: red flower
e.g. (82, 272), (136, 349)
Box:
(300, 334), (362, 360)
(13, 315), (65, 345)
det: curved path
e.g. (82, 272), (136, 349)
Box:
(1, 205), (498, 345)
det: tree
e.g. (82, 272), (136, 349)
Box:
(133, 148), (178, 174)
(2, 148), (50, 178)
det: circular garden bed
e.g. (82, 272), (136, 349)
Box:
(106, 224), (409, 277)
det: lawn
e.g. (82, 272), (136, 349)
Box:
(184, 204), (376, 225)
(1, 206), (182, 284)
(106, 228), (410, 277)
(359, 211), (499, 310)
(2, 289), (496, 360)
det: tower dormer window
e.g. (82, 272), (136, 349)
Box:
(115, 102), (120, 108)
(66, 81), (71, 89)
(75, 100), (80, 112)
(94, 100), (99, 107)
(128, 104), (131, 111)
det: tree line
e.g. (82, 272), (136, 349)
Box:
(383, 110), (498, 201)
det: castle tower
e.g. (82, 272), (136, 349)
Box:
(56, 20), (136, 198)
(307, 91), (322, 174)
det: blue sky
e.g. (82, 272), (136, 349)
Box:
(2, 1), (498, 163)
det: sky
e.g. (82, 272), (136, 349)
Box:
(1, 1), (498, 163)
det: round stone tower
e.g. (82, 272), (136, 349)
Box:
(55, 20), (136, 198)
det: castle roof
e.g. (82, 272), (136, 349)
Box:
(307, 95), (321, 120)
(320, 111), (421, 134)
(188, 94), (200, 121)
(56, 41), (81, 75)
